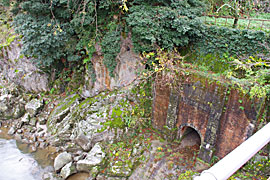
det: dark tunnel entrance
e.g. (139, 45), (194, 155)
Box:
(179, 126), (201, 150)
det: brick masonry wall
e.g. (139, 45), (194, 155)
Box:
(152, 73), (265, 161)
(152, 81), (171, 131)
(216, 89), (261, 158)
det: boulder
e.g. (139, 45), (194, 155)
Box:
(16, 121), (24, 129)
(109, 163), (133, 177)
(47, 89), (133, 148)
(76, 143), (105, 172)
(60, 162), (76, 179)
(25, 99), (43, 117)
(54, 152), (72, 172)
(47, 94), (80, 135)
(29, 117), (37, 126)
(37, 113), (47, 125)
(8, 127), (16, 135)
(0, 90), (25, 120)
(0, 102), (8, 112)
(42, 172), (60, 180)
(21, 113), (30, 124)
(75, 134), (91, 151)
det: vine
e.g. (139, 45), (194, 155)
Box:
(143, 47), (269, 99)
(3, 0), (270, 92)
(101, 30), (121, 77)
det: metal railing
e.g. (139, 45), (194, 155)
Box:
(194, 122), (270, 180)
(203, 14), (270, 31)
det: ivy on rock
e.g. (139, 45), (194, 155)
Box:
(4, 0), (270, 82)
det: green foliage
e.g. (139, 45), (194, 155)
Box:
(188, 53), (270, 99)
(194, 26), (269, 57)
(188, 26), (269, 99)
(223, 56), (270, 98)
(13, 14), (71, 67)
(11, 0), (80, 69)
(10, 0), (121, 75)
(144, 47), (269, 99)
(126, 1), (206, 52)
(178, 170), (198, 180)
(229, 153), (270, 180)
(6, 0), (270, 86)
(101, 30), (121, 77)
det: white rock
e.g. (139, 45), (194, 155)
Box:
(54, 152), (72, 172)
(75, 133), (91, 151)
(25, 99), (43, 116)
(76, 143), (105, 172)
(21, 113), (30, 123)
(60, 162), (76, 179)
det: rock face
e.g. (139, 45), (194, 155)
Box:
(46, 90), (135, 146)
(82, 36), (142, 98)
(0, 40), (49, 93)
(0, 39), (48, 120)
(76, 143), (105, 172)
(47, 94), (80, 137)
(25, 99), (43, 117)
(0, 79), (26, 120)
(54, 152), (72, 172)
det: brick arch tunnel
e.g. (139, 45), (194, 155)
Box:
(152, 75), (266, 162)
(178, 125), (202, 150)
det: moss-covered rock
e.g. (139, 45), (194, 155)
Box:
(0, 81), (26, 120)
(76, 143), (105, 172)
(47, 94), (80, 135)
(46, 90), (134, 147)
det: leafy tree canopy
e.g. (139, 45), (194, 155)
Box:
(4, 0), (205, 73)
(2, 0), (269, 81)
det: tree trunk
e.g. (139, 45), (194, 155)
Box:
(233, 18), (238, 28)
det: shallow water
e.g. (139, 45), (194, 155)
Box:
(0, 127), (90, 180)
(0, 127), (57, 168)
(67, 173), (90, 180)
(0, 138), (43, 180)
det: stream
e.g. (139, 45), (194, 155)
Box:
(0, 127), (90, 180)
(0, 138), (44, 180)
(0, 126), (56, 180)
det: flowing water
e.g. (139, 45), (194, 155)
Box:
(0, 127), (56, 180)
(0, 127), (90, 180)
(0, 138), (43, 180)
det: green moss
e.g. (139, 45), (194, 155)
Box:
(78, 96), (97, 109)
(47, 94), (80, 132)
(58, 94), (80, 112)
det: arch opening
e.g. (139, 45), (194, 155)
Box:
(179, 126), (201, 149)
